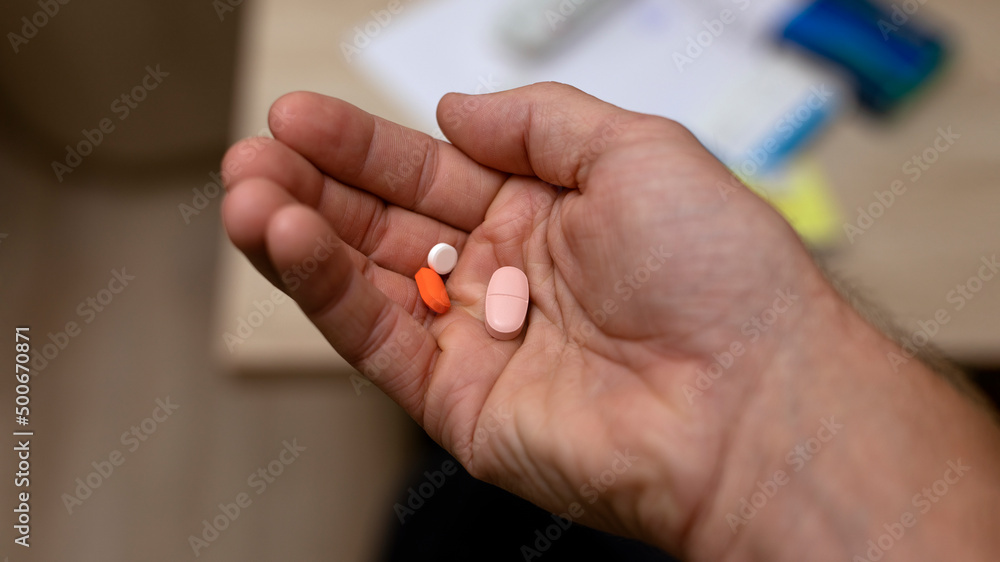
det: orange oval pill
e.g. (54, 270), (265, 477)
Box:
(415, 267), (450, 314)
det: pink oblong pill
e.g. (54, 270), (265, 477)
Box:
(484, 266), (529, 340)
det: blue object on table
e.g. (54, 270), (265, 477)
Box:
(781, 0), (948, 113)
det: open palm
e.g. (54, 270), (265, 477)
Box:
(221, 83), (831, 555)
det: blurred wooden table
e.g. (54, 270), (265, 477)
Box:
(217, 0), (1000, 375)
(216, 0), (411, 375)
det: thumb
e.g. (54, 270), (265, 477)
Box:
(436, 82), (646, 190)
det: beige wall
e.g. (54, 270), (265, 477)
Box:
(0, 0), (238, 166)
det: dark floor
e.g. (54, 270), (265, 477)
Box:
(380, 367), (1000, 562)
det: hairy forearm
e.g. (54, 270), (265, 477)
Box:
(712, 281), (1000, 561)
(817, 260), (995, 413)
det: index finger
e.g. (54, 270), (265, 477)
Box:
(268, 92), (510, 232)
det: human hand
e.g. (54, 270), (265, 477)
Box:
(220, 83), (1000, 560)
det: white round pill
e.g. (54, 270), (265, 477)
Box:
(427, 243), (458, 275)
